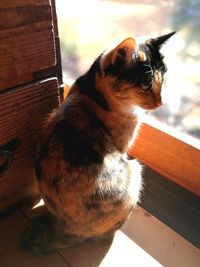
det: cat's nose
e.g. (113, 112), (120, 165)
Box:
(154, 94), (162, 107)
(156, 101), (162, 107)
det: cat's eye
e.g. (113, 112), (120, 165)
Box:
(140, 63), (154, 91)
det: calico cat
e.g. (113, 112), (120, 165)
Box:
(23, 32), (175, 255)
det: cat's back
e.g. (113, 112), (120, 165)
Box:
(56, 91), (110, 161)
(35, 89), (111, 181)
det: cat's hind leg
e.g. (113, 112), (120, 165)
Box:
(22, 214), (86, 256)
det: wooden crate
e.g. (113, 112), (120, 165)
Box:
(0, 0), (61, 212)
(0, 0), (56, 91)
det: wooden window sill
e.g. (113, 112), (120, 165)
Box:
(128, 118), (200, 197)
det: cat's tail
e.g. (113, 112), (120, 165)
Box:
(22, 214), (85, 256)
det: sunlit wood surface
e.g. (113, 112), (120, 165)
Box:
(0, 205), (199, 267)
(128, 122), (200, 197)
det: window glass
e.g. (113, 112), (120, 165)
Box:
(56, 0), (200, 139)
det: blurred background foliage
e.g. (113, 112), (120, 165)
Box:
(171, 0), (200, 59)
(56, 0), (200, 140)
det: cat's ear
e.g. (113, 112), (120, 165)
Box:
(147, 31), (176, 49)
(102, 38), (137, 68)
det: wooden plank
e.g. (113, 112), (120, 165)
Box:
(50, 0), (59, 37)
(63, 84), (70, 101)
(0, 20), (53, 39)
(58, 231), (162, 267)
(0, 78), (59, 212)
(0, 5), (52, 30)
(141, 166), (200, 248)
(128, 122), (200, 196)
(123, 207), (200, 267)
(0, 3), (56, 91)
(0, 210), (69, 267)
(0, 30), (56, 91)
(0, 0), (50, 8)
(49, 0), (63, 85)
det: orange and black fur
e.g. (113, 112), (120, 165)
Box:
(23, 32), (175, 255)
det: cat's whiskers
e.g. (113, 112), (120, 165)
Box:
(158, 66), (165, 70)
(143, 64), (154, 79)
(145, 70), (153, 74)
(158, 66), (166, 73)
(143, 63), (152, 69)
(143, 64), (151, 67)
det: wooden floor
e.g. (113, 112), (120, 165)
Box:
(0, 206), (199, 267)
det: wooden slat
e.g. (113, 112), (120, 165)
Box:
(63, 84), (70, 101)
(49, 0), (63, 85)
(0, 31), (56, 91)
(0, 5), (52, 30)
(0, 2), (56, 91)
(0, 210), (69, 267)
(123, 207), (200, 267)
(0, 21), (52, 39)
(128, 122), (200, 196)
(0, 78), (59, 212)
(0, 0), (50, 8)
(50, 0), (59, 37)
(141, 166), (200, 248)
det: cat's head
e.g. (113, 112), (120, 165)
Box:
(99, 32), (175, 111)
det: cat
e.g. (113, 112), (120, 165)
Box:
(22, 32), (175, 255)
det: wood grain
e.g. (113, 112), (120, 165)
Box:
(128, 122), (200, 196)
(0, 1), (56, 91)
(0, 0), (50, 8)
(0, 5), (52, 30)
(50, 0), (59, 37)
(0, 210), (69, 267)
(0, 78), (59, 212)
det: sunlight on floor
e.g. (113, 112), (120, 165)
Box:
(100, 231), (163, 267)
(31, 199), (163, 266)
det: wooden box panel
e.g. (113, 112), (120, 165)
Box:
(0, 0), (56, 91)
(0, 78), (59, 212)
